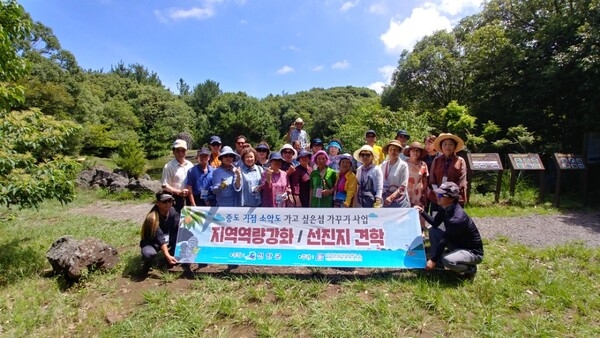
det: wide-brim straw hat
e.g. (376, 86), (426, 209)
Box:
(353, 145), (378, 163)
(433, 133), (464, 153)
(403, 141), (425, 158)
(382, 140), (404, 154)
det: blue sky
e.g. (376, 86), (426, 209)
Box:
(20, 0), (484, 98)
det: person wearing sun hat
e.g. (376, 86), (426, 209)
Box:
(161, 139), (194, 213)
(279, 143), (298, 174)
(415, 181), (483, 277)
(332, 154), (357, 208)
(286, 117), (310, 150)
(403, 142), (429, 209)
(261, 152), (292, 207)
(211, 146), (242, 206)
(354, 145), (383, 208)
(427, 133), (467, 209)
(380, 140), (410, 208)
(288, 150), (313, 207)
(309, 150), (337, 207)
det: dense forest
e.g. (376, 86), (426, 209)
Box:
(2, 0), (599, 208)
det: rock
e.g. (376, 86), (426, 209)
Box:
(108, 175), (129, 192)
(77, 169), (96, 188)
(127, 178), (163, 194)
(46, 236), (120, 281)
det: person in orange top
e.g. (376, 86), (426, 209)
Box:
(208, 135), (222, 168)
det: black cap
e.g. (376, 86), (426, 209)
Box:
(365, 129), (377, 137)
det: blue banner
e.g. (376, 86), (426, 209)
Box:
(175, 207), (426, 269)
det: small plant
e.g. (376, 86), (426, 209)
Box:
(112, 140), (147, 178)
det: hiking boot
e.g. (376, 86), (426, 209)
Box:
(460, 265), (478, 278)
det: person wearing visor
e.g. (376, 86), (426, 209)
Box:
(326, 139), (343, 172)
(140, 191), (180, 272)
(288, 150), (313, 207)
(415, 181), (484, 277)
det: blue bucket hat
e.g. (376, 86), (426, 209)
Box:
(218, 146), (240, 162)
(268, 152), (284, 164)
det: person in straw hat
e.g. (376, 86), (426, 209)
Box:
(427, 133), (467, 208)
(380, 140), (410, 208)
(353, 145), (383, 208)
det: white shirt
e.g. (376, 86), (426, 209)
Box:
(161, 158), (194, 190)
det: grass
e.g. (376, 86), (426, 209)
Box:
(0, 190), (599, 337)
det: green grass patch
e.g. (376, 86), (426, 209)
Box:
(1, 190), (599, 337)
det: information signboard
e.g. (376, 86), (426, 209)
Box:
(508, 153), (545, 170)
(554, 153), (586, 170)
(467, 153), (503, 170)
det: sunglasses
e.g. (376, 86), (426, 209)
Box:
(257, 149), (268, 153)
(359, 153), (372, 157)
(282, 150), (294, 154)
(222, 154), (235, 158)
(397, 135), (408, 139)
(236, 142), (245, 145)
(210, 143), (221, 146)
(436, 193), (448, 198)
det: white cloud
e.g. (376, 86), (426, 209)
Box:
(369, 3), (386, 15)
(378, 65), (396, 84)
(239, 19), (248, 24)
(277, 66), (295, 74)
(380, 6), (452, 53)
(439, 0), (484, 16)
(331, 60), (350, 69)
(368, 81), (385, 94)
(155, 0), (225, 22)
(340, 1), (358, 12)
(312, 65), (324, 72)
(284, 45), (300, 51)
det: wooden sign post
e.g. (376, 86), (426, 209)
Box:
(466, 153), (503, 203)
(507, 154), (545, 203)
(553, 153), (587, 207)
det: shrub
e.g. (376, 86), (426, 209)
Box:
(112, 140), (147, 178)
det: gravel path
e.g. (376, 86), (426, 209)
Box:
(70, 202), (600, 248)
(473, 212), (600, 248)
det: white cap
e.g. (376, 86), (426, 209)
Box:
(172, 139), (188, 150)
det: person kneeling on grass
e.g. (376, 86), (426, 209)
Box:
(140, 191), (179, 272)
(415, 181), (483, 276)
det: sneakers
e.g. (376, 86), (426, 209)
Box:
(460, 265), (478, 277)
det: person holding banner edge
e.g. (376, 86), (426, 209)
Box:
(415, 181), (483, 277)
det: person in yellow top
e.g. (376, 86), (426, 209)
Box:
(365, 130), (385, 165)
(332, 154), (358, 207)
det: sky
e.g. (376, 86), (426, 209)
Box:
(20, 0), (484, 99)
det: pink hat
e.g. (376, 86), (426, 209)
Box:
(311, 150), (330, 166)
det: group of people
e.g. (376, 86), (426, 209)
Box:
(139, 121), (483, 277)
